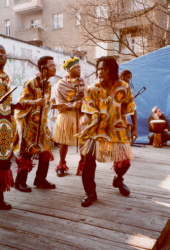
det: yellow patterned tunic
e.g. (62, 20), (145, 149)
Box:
(13, 75), (52, 157)
(78, 80), (136, 162)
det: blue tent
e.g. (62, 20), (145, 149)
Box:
(119, 46), (170, 144)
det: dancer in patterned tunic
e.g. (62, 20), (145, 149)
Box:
(77, 56), (138, 207)
(0, 45), (14, 210)
(14, 56), (56, 192)
(53, 57), (86, 177)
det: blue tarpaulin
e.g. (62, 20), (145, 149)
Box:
(120, 46), (170, 144)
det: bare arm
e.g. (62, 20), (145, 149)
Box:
(130, 110), (138, 143)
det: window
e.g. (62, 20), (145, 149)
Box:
(113, 31), (120, 55)
(52, 13), (63, 29)
(95, 42), (107, 58)
(75, 12), (81, 26)
(121, 34), (147, 54)
(4, 19), (10, 36)
(131, 0), (153, 12)
(4, 0), (10, 7)
(131, 36), (147, 53)
(30, 19), (40, 28)
(96, 5), (108, 19)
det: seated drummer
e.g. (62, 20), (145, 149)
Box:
(148, 106), (170, 145)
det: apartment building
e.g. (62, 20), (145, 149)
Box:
(0, 0), (169, 63)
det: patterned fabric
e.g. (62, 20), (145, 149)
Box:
(78, 80), (136, 162)
(13, 75), (53, 157)
(55, 76), (85, 106)
(53, 76), (86, 145)
(0, 72), (13, 161)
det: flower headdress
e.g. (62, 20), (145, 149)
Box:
(62, 57), (80, 71)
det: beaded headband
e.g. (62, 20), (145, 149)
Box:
(62, 57), (80, 71)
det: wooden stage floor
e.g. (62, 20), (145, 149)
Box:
(0, 145), (170, 250)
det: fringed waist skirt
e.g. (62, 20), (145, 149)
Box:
(53, 110), (77, 146)
(80, 139), (133, 163)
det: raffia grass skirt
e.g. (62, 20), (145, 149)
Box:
(80, 139), (133, 163)
(53, 110), (77, 146)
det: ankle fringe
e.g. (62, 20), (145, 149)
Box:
(76, 160), (85, 176)
(55, 161), (69, 171)
(0, 169), (14, 192)
(15, 156), (35, 173)
(42, 151), (54, 161)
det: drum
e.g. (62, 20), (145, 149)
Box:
(150, 120), (166, 133)
(150, 120), (166, 147)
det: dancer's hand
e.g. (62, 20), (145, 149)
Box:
(73, 100), (82, 109)
(80, 114), (92, 125)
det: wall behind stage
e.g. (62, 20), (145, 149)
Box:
(119, 46), (170, 144)
(0, 35), (95, 102)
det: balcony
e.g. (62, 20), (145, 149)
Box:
(14, 0), (42, 14)
(15, 27), (43, 45)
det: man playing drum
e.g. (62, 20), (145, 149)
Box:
(148, 106), (170, 146)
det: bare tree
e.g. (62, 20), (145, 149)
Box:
(66, 0), (170, 60)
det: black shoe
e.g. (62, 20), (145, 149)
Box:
(81, 192), (97, 207)
(34, 179), (56, 189)
(15, 183), (32, 192)
(56, 168), (65, 177)
(0, 201), (12, 210)
(113, 176), (130, 196)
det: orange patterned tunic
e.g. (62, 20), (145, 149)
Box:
(13, 75), (52, 157)
(78, 80), (136, 162)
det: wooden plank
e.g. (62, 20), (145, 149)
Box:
(0, 194), (165, 249)
(0, 228), (77, 250)
(5, 190), (169, 237)
(1, 145), (169, 250)
(0, 210), (156, 250)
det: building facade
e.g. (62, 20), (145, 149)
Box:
(0, 0), (169, 63)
